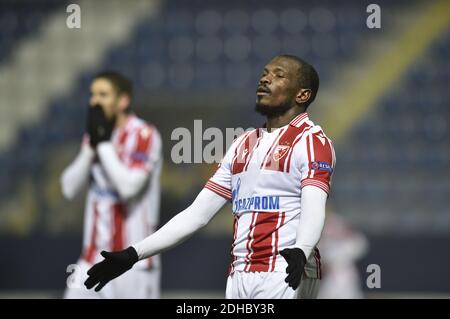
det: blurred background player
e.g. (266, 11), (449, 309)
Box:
(60, 72), (162, 299)
(318, 208), (368, 299)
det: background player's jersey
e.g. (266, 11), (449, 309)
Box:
(317, 212), (368, 298)
(82, 114), (162, 269)
(205, 113), (335, 278)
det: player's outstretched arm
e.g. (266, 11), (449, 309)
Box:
(60, 144), (95, 200)
(281, 185), (327, 290)
(84, 188), (227, 291)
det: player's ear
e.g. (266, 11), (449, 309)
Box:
(295, 89), (311, 105)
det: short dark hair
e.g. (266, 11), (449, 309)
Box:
(277, 55), (319, 108)
(94, 71), (133, 99)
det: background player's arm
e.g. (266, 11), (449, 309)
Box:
(96, 129), (161, 200)
(294, 185), (327, 258)
(60, 142), (94, 200)
(132, 188), (227, 259)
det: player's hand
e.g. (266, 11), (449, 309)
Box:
(280, 247), (307, 290)
(87, 104), (116, 148)
(84, 246), (138, 292)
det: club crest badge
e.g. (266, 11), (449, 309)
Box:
(273, 142), (291, 161)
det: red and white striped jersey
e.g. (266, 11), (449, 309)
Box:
(82, 114), (162, 269)
(205, 113), (335, 278)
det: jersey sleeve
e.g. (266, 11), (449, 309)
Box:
(204, 137), (240, 201)
(126, 125), (162, 173)
(299, 129), (336, 195)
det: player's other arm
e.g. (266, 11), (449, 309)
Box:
(280, 186), (327, 290)
(60, 137), (95, 200)
(281, 129), (335, 290)
(84, 188), (227, 291)
(96, 128), (161, 200)
(296, 129), (335, 258)
(294, 185), (327, 258)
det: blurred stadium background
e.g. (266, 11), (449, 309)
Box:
(0, 0), (449, 298)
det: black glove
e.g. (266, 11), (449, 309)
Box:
(84, 246), (138, 292)
(87, 104), (116, 148)
(280, 247), (307, 290)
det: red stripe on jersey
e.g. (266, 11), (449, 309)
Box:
(264, 123), (311, 172)
(230, 132), (250, 173)
(228, 215), (239, 274)
(301, 178), (330, 194)
(130, 126), (154, 170)
(290, 112), (309, 127)
(243, 129), (262, 172)
(285, 125), (312, 173)
(205, 180), (232, 200)
(270, 212), (285, 271)
(232, 130), (259, 175)
(263, 127), (297, 172)
(84, 201), (99, 263)
(302, 131), (334, 193)
(118, 130), (128, 145)
(260, 128), (286, 169)
(247, 212), (282, 272)
(116, 129), (128, 158)
(311, 131), (333, 166)
(112, 203), (127, 251)
(328, 138), (336, 187)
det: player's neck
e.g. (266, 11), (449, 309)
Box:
(265, 106), (306, 132)
(115, 112), (131, 129)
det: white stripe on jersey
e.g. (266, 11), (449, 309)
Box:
(308, 133), (315, 179)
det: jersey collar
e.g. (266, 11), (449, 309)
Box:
(289, 112), (309, 128)
(261, 112), (309, 129)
